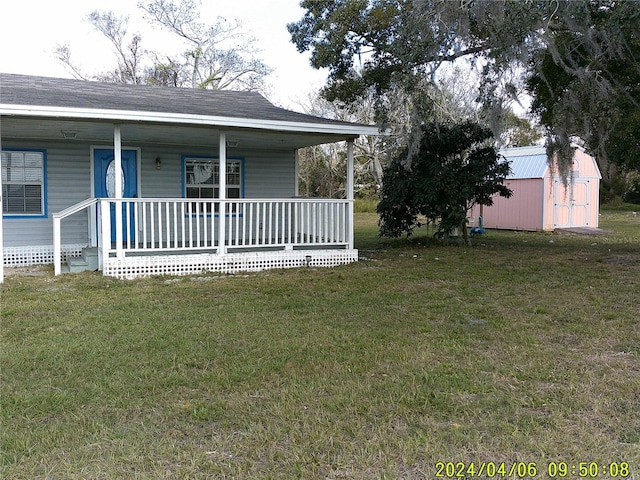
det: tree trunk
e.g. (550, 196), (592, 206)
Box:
(461, 220), (472, 246)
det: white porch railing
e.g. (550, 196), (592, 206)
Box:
(53, 198), (352, 275)
(101, 198), (351, 260)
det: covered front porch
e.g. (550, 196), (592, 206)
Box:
(44, 114), (361, 278)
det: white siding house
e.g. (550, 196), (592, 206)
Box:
(0, 74), (379, 281)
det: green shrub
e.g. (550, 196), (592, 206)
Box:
(622, 173), (640, 204)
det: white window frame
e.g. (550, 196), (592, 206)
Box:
(183, 156), (243, 213)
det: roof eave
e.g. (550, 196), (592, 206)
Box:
(0, 104), (380, 138)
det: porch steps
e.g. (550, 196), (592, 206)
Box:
(65, 247), (99, 273)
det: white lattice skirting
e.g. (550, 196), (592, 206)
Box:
(103, 249), (359, 279)
(3, 244), (85, 267)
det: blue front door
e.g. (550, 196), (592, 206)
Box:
(93, 149), (138, 242)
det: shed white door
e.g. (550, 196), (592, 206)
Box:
(554, 180), (590, 228)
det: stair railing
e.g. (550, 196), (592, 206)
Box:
(52, 198), (98, 275)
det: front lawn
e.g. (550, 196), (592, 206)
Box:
(1, 209), (639, 478)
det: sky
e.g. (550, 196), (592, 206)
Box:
(0, 0), (328, 110)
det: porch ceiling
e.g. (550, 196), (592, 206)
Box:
(0, 116), (353, 151)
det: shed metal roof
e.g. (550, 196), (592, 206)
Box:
(499, 146), (548, 179)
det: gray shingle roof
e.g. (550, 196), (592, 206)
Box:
(0, 73), (367, 128)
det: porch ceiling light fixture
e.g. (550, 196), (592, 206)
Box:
(61, 130), (78, 139)
(226, 139), (239, 148)
(155, 157), (162, 170)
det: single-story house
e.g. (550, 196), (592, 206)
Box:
(0, 73), (379, 281)
(468, 145), (601, 232)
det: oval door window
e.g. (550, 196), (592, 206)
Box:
(106, 160), (125, 198)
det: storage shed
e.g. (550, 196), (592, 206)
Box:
(469, 146), (601, 231)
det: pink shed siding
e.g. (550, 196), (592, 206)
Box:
(469, 146), (601, 231)
(472, 179), (543, 231)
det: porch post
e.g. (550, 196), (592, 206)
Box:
(294, 150), (300, 196)
(113, 124), (123, 258)
(346, 140), (355, 250)
(218, 131), (227, 254)
(100, 199), (110, 274)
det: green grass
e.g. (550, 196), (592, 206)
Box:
(2, 208), (639, 479)
(354, 197), (378, 213)
(601, 199), (640, 212)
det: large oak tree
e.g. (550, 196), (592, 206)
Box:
(288, 0), (640, 180)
